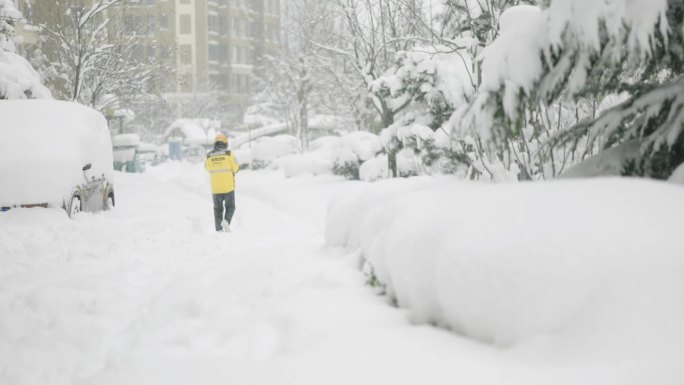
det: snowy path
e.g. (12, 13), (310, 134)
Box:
(0, 164), (473, 385)
(1, 163), (670, 385)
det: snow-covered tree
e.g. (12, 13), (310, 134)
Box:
(371, 44), (476, 176)
(36, 0), (170, 111)
(249, 0), (361, 150)
(0, 0), (50, 99)
(455, 0), (684, 179)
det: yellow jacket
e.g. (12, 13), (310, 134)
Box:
(205, 149), (240, 194)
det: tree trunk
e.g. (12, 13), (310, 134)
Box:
(381, 107), (397, 177)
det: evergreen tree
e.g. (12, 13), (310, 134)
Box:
(457, 0), (684, 179)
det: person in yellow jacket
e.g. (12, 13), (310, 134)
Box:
(205, 133), (240, 232)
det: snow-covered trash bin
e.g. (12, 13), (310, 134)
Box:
(331, 131), (383, 180)
(0, 100), (115, 217)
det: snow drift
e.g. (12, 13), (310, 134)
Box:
(326, 177), (684, 366)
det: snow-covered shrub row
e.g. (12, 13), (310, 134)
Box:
(326, 177), (684, 360)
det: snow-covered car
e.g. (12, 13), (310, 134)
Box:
(112, 133), (142, 173)
(0, 100), (115, 217)
(183, 144), (208, 163)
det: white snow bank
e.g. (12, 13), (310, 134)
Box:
(0, 50), (52, 100)
(0, 100), (113, 206)
(326, 177), (684, 367)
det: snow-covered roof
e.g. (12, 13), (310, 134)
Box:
(163, 119), (216, 146)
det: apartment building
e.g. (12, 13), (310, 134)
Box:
(129, 0), (280, 106)
(13, 0), (280, 116)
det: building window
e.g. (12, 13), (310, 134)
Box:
(180, 14), (191, 34)
(209, 44), (228, 62)
(146, 15), (156, 35)
(208, 14), (220, 33)
(249, 21), (256, 38)
(160, 15), (169, 30)
(209, 74), (228, 90)
(232, 17), (241, 36)
(160, 46), (171, 59)
(231, 46), (239, 64)
(180, 44), (192, 65)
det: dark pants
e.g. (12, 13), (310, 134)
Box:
(213, 191), (236, 231)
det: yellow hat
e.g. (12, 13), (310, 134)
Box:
(215, 133), (228, 144)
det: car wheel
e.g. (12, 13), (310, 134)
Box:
(69, 195), (81, 218)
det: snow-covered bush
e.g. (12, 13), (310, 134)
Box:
(359, 155), (388, 182)
(251, 135), (299, 170)
(326, 177), (684, 366)
(331, 132), (383, 180)
(0, 0), (51, 100)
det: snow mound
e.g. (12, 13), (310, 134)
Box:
(326, 177), (684, 364)
(333, 132), (383, 164)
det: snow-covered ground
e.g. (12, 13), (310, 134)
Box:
(1, 164), (682, 385)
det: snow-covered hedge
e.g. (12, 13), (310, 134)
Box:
(326, 177), (684, 361)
